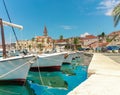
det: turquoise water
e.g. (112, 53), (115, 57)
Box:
(0, 85), (34, 95)
(28, 59), (88, 95)
(0, 58), (88, 95)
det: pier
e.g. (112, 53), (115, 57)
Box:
(68, 53), (120, 95)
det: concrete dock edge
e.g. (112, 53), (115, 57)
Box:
(67, 53), (120, 95)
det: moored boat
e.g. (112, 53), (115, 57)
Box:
(0, 54), (36, 85)
(30, 52), (67, 72)
(62, 51), (81, 64)
(0, 49), (3, 57)
(0, 18), (37, 85)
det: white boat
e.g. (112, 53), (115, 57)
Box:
(0, 49), (3, 57)
(30, 52), (67, 72)
(0, 54), (36, 85)
(0, 18), (37, 85)
(62, 51), (81, 64)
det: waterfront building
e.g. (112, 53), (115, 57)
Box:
(55, 37), (82, 51)
(54, 39), (68, 52)
(80, 35), (98, 48)
(107, 30), (120, 46)
(16, 26), (53, 53)
(35, 26), (53, 52)
(16, 40), (34, 52)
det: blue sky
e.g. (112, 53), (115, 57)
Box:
(0, 0), (120, 43)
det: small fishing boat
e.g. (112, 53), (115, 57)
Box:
(0, 19), (37, 85)
(62, 51), (81, 64)
(30, 52), (67, 72)
(0, 54), (36, 85)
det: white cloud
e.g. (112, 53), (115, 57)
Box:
(80, 32), (90, 37)
(61, 25), (73, 30)
(97, 0), (120, 16)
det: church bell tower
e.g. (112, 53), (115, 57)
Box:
(43, 25), (48, 36)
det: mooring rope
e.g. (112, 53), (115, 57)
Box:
(36, 59), (44, 85)
(20, 56), (37, 94)
(36, 57), (56, 95)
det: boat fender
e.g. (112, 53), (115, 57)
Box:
(64, 53), (69, 59)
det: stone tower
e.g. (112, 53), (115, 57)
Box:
(43, 25), (48, 36)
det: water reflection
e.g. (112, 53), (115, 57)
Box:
(27, 54), (90, 95)
(0, 53), (92, 95)
(0, 84), (34, 95)
(27, 71), (68, 89)
(61, 64), (76, 76)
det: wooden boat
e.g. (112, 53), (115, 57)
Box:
(0, 19), (36, 85)
(30, 52), (67, 72)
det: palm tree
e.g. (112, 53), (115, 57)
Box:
(112, 3), (120, 27)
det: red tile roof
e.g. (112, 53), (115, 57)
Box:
(88, 42), (109, 48)
(36, 36), (52, 39)
(55, 39), (67, 43)
(108, 30), (120, 36)
(81, 35), (97, 40)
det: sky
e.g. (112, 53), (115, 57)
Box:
(0, 0), (120, 43)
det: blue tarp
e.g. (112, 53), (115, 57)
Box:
(107, 46), (120, 50)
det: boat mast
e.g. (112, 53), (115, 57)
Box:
(0, 18), (23, 58)
(0, 18), (6, 58)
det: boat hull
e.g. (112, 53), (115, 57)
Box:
(63, 52), (80, 64)
(30, 66), (61, 72)
(0, 79), (26, 85)
(0, 55), (35, 85)
(30, 52), (66, 72)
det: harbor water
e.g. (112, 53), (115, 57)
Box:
(0, 55), (91, 95)
(28, 58), (88, 95)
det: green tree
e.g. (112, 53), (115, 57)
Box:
(106, 37), (112, 42)
(101, 32), (105, 38)
(73, 37), (79, 50)
(28, 45), (32, 51)
(65, 39), (70, 49)
(37, 44), (42, 51)
(97, 32), (106, 42)
(59, 35), (63, 40)
(112, 3), (120, 27)
(52, 39), (55, 50)
(32, 37), (35, 41)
